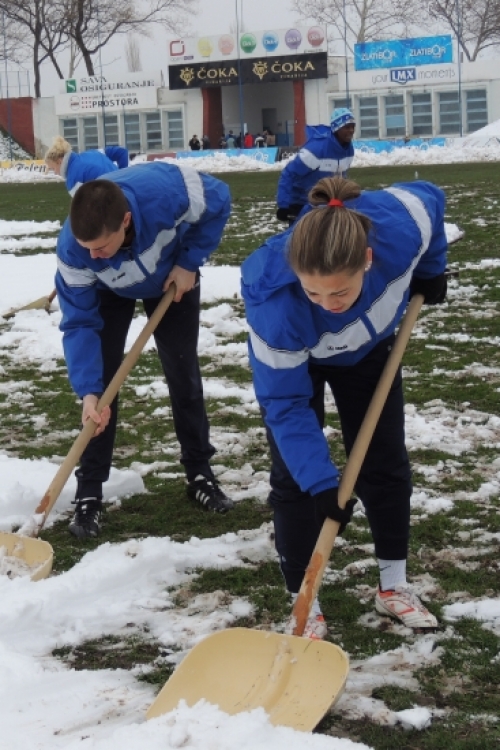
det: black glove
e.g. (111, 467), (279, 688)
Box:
(289, 203), (304, 219)
(409, 273), (447, 305)
(276, 207), (290, 222)
(314, 488), (357, 534)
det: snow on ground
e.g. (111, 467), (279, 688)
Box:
(1, 124), (500, 183)
(0, 147), (499, 748)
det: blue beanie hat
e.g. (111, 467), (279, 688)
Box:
(330, 107), (355, 133)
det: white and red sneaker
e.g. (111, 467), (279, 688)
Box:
(302, 613), (328, 640)
(375, 586), (438, 630)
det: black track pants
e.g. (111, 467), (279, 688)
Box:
(265, 335), (412, 593)
(75, 284), (215, 499)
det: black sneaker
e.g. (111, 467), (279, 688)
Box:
(68, 498), (102, 539)
(187, 475), (234, 513)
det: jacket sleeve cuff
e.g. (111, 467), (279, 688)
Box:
(309, 475), (340, 496)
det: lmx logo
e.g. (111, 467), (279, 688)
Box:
(390, 68), (416, 85)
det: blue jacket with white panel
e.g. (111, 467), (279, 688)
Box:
(60, 146), (129, 196)
(276, 124), (355, 209)
(56, 161), (231, 397)
(242, 181), (447, 497)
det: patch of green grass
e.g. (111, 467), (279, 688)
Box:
(52, 632), (175, 687)
(188, 560), (289, 625)
(43, 487), (272, 573)
(417, 620), (500, 715)
(0, 182), (70, 224)
(322, 717), (500, 750)
(371, 685), (419, 711)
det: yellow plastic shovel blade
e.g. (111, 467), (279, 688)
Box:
(0, 531), (53, 581)
(147, 627), (349, 732)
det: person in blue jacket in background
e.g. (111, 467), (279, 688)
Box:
(45, 136), (129, 196)
(276, 108), (356, 226)
(242, 175), (448, 638)
(56, 161), (234, 539)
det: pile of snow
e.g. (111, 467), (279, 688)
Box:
(1, 123), (500, 183)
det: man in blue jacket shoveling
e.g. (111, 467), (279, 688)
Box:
(276, 107), (356, 226)
(56, 161), (234, 539)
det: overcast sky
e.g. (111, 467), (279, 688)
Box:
(32, 0), (308, 97)
(193, 0), (301, 36)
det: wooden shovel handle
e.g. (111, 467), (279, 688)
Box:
(33, 285), (176, 527)
(48, 288), (57, 304)
(292, 293), (425, 635)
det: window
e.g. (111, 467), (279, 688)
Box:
(104, 114), (120, 146)
(358, 97), (379, 138)
(439, 91), (460, 134)
(124, 113), (141, 151)
(83, 117), (99, 150)
(146, 111), (162, 150)
(466, 89), (487, 133)
(385, 95), (405, 137)
(62, 119), (79, 151)
(411, 93), (432, 136)
(332, 97), (352, 110)
(166, 110), (184, 148)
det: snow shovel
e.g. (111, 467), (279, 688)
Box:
(0, 285), (176, 582)
(1, 288), (57, 320)
(147, 293), (426, 732)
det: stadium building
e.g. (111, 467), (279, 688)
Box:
(1, 27), (500, 158)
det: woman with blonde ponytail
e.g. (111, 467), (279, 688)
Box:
(242, 175), (448, 638)
(45, 136), (129, 196)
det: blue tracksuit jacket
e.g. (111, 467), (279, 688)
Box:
(56, 161), (231, 397)
(277, 125), (354, 209)
(102, 146), (129, 169)
(61, 150), (118, 196)
(242, 181), (447, 497)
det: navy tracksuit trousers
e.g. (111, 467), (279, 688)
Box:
(264, 335), (412, 593)
(75, 282), (215, 500)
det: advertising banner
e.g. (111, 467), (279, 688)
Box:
(56, 71), (162, 114)
(354, 35), (453, 71)
(176, 147), (279, 163)
(0, 160), (47, 171)
(168, 52), (328, 89)
(60, 71), (163, 95)
(55, 87), (159, 115)
(351, 62), (457, 88)
(168, 26), (327, 66)
(355, 138), (446, 153)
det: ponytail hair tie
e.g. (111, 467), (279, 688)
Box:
(328, 198), (344, 208)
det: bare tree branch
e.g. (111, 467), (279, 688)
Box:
(124, 34), (142, 72)
(429, 0), (500, 60)
(291, 0), (417, 53)
(0, 0), (71, 96)
(0, 0), (195, 95)
(62, 0), (196, 74)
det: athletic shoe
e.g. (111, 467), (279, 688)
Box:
(375, 585), (438, 630)
(303, 613), (328, 640)
(187, 475), (234, 513)
(68, 498), (102, 539)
